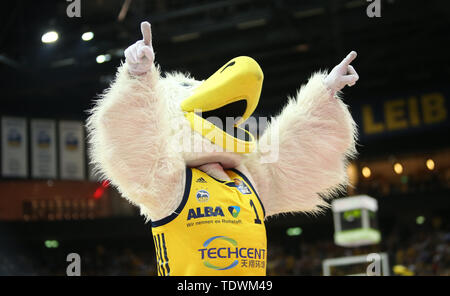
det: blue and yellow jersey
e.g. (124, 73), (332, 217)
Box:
(151, 167), (266, 276)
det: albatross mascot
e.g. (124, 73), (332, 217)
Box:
(87, 21), (359, 276)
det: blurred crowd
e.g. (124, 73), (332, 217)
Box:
(0, 244), (157, 276)
(358, 171), (449, 198)
(267, 227), (450, 276)
(1, 218), (448, 276)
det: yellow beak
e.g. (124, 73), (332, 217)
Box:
(181, 56), (264, 154)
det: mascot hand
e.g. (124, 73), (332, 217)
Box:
(124, 21), (155, 76)
(324, 51), (359, 93)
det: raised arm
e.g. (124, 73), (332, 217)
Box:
(244, 52), (359, 217)
(86, 22), (185, 221)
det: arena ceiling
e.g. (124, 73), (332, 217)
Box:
(1, 0), (449, 155)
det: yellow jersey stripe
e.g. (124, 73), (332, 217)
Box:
(156, 234), (168, 276)
(152, 235), (163, 276)
(161, 233), (171, 275)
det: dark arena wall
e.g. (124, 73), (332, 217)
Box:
(0, 0), (449, 280)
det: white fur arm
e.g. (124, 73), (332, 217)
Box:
(86, 63), (185, 221)
(245, 72), (357, 217)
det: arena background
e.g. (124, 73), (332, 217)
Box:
(0, 0), (449, 276)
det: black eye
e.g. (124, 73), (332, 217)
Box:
(181, 82), (192, 87)
(220, 61), (235, 73)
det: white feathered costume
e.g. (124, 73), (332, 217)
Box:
(87, 22), (358, 275)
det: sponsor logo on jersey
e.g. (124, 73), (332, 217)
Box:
(233, 178), (252, 194)
(228, 206), (241, 218)
(198, 236), (266, 270)
(196, 177), (207, 183)
(196, 189), (209, 202)
(187, 206), (224, 220)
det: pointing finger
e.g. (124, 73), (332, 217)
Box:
(141, 21), (152, 45)
(341, 51), (357, 67)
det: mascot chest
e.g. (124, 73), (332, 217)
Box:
(151, 167), (267, 276)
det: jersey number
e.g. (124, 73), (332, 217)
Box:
(249, 199), (262, 224)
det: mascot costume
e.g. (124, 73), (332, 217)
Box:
(87, 21), (359, 276)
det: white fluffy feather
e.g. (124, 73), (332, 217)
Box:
(87, 63), (244, 221)
(244, 71), (358, 217)
(87, 63), (357, 222)
(87, 63), (186, 221)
